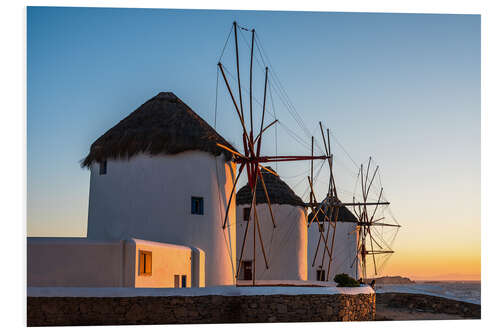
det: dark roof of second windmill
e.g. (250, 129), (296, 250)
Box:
(236, 167), (305, 207)
(308, 199), (358, 223)
(81, 92), (235, 167)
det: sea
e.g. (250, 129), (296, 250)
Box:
(375, 281), (481, 305)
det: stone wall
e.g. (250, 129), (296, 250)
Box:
(27, 293), (375, 326)
(376, 293), (480, 319)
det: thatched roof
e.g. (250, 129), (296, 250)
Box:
(82, 92), (235, 167)
(308, 198), (358, 223)
(236, 167), (305, 207)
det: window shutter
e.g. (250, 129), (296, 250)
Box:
(138, 250), (152, 276)
(146, 253), (152, 274)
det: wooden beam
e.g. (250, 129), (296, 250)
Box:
(236, 185), (255, 279)
(222, 163), (246, 229)
(326, 205), (339, 281)
(307, 202), (390, 207)
(256, 67), (268, 157)
(260, 164), (278, 177)
(310, 136), (314, 206)
(257, 167), (277, 228)
(249, 29), (255, 140)
(254, 119), (278, 143)
(252, 189), (256, 286)
(369, 187), (384, 224)
(217, 63), (251, 145)
(233, 21), (245, 127)
(254, 205), (269, 269)
(216, 143), (245, 159)
(326, 128), (338, 198)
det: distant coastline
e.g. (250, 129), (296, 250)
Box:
(370, 276), (415, 284)
(369, 276), (480, 285)
(416, 280), (481, 284)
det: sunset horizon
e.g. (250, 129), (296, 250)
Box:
(26, 7), (480, 325)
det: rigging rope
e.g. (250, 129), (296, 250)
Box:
(214, 67), (220, 128)
(218, 24), (233, 62)
(254, 32), (324, 154)
(220, 63), (276, 120)
(330, 133), (359, 170)
(224, 27), (327, 158)
(277, 121), (311, 151)
(269, 80), (279, 172)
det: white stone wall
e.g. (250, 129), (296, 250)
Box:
(86, 151), (237, 286)
(307, 221), (360, 281)
(236, 204), (308, 281)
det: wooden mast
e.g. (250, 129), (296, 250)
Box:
(218, 22), (331, 285)
(218, 23), (401, 284)
(233, 21), (244, 126)
(306, 122), (400, 281)
(249, 29), (255, 140)
(310, 136), (314, 206)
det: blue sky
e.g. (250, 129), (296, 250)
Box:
(27, 7), (480, 279)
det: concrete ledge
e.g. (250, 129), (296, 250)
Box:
(27, 285), (374, 297)
(27, 288), (376, 326)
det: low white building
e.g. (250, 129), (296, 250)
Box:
(27, 237), (204, 288)
(307, 202), (360, 281)
(235, 168), (308, 281)
(28, 92), (237, 288)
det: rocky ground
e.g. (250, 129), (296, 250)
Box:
(375, 293), (480, 321)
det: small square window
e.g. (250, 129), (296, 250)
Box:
(138, 250), (152, 276)
(243, 207), (251, 221)
(99, 160), (107, 175)
(316, 269), (326, 281)
(240, 260), (252, 280)
(191, 197), (204, 215)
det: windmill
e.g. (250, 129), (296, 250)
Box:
(215, 22), (330, 286)
(306, 124), (401, 281)
(351, 157), (401, 279)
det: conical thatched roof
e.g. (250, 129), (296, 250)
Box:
(236, 167), (305, 207)
(308, 198), (358, 223)
(82, 92), (234, 167)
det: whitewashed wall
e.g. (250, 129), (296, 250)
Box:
(28, 238), (133, 287)
(27, 238), (201, 288)
(236, 204), (308, 281)
(86, 151), (236, 286)
(190, 247), (206, 288)
(132, 239), (192, 288)
(307, 221), (360, 281)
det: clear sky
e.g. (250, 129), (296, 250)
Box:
(27, 7), (480, 280)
